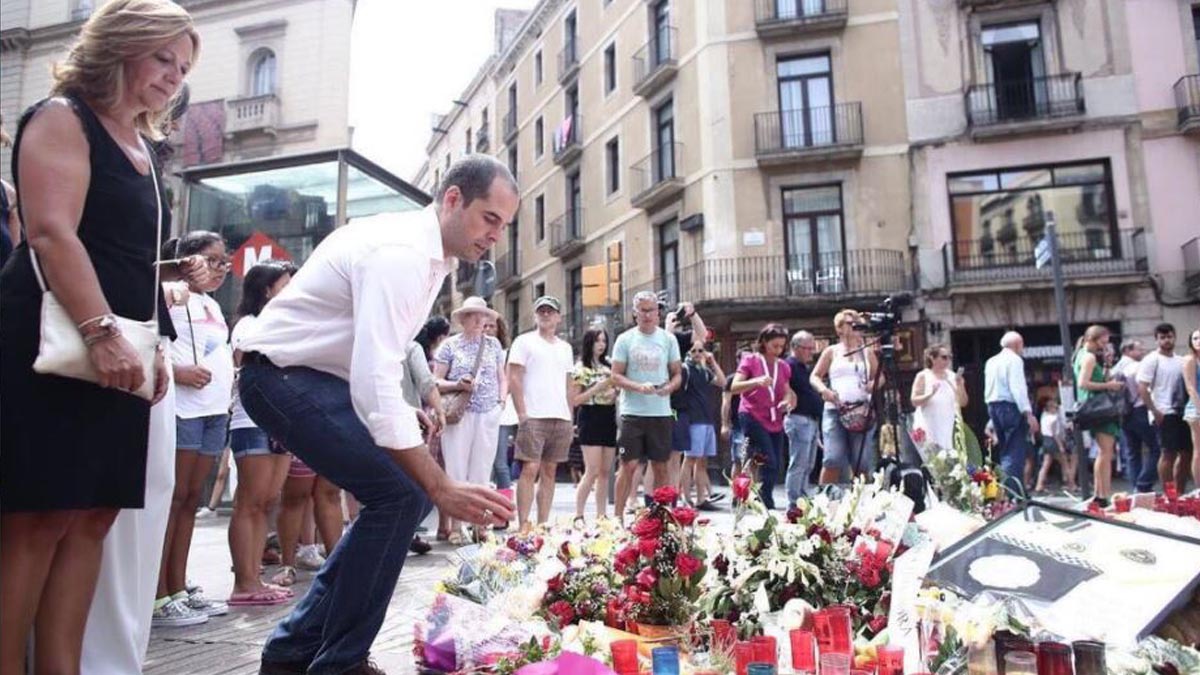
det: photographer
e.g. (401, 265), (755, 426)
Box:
(665, 301), (709, 487)
(810, 309), (882, 484)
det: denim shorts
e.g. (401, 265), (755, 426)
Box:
(230, 427), (283, 459)
(684, 424), (717, 458)
(177, 414), (230, 456)
(821, 407), (876, 473)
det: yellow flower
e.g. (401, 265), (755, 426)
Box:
(983, 481), (999, 500)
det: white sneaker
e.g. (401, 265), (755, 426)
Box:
(296, 544), (326, 571)
(152, 598), (209, 628)
(178, 590), (228, 617)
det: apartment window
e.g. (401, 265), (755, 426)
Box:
(653, 99), (675, 181)
(567, 171), (582, 237)
(567, 266), (583, 342)
(433, 169), (440, 191)
(535, 117), (545, 157)
(947, 161), (1116, 268)
(507, 144), (519, 180)
(782, 184), (844, 293)
(508, 296), (521, 334)
(535, 50), (544, 86)
(507, 83), (518, 133)
(981, 21), (1047, 121)
(444, 154), (451, 171)
(534, 282), (546, 301)
(1193, 7), (1199, 70)
(508, 216), (520, 262)
(249, 48), (277, 96)
(605, 138), (620, 194)
(659, 218), (679, 306)
(564, 12), (578, 64)
(535, 195), (546, 242)
(604, 43), (617, 94)
(777, 54), (833, 147)
(652, 0), (671, 67)
(465, 128), (473, 156)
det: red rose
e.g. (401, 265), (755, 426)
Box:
(631, 516), (663, 540)
(859, 565), (882, 588)
(636, 566), (658, 589)
(910, 428), (927, 445)
(653, 485), (680, 505)
(675, 552), (703, 578)
(637, 537), (660, 558)
(672, 506), (697, 526)
(868, 614), (888, 634)
(546, 573), (565, 593)
(548, 599), (576, 626)
(732, 473), (752, 502)
(615, 545), (640, 573)
(623, 584), (651, 605)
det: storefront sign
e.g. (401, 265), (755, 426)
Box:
(232, 231), (292, 279)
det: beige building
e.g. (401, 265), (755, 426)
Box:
(1, 0), (354, 185)
(419, 0), (916, 363)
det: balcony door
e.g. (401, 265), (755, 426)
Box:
(652, 0), (671, 67)
(567, 172), (582, 238)
(654, 99), (675, 182)
(776, 0), (827, 20)
(659, 218), (680, 306)
(783, 185), (844, 294)
(778, 54), (833, 148)
(982, 22), (1046, 120)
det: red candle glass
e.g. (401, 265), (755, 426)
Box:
(734, 641), (755, 675)
(879, 645), (905, 675)
(1037, 642), (1073, 675)
(610, 639), (639, 675)
(711, 619), (736, 649)
(751, 635), (778, 667)
(1113, 495), (1132, 513)
(814, 606), (854, 655)
(789, 629), (816, 672)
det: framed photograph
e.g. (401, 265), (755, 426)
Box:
(924, 501), (1200, 644)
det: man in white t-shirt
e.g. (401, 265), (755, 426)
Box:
(1138, 323), (1192, 493)
(507, 295), (575, 530)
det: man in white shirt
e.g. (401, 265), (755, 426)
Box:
(984, 331), (1039, 496)
(236, 156), (517, 675)
(1116, 340), (1159, 492)
(1138, 323), (1191, 493)
(507, 295), (575, 531)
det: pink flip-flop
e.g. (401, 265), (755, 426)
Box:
(227, 588), (291, 606)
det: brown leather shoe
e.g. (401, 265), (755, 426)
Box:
(258, 658), (309, 675)
(341, 657), (387, 675)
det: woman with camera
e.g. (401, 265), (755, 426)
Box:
(811, 309), (881, 485)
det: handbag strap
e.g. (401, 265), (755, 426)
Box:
(27, 137), (163, 320)
(468, 334), (488, 379)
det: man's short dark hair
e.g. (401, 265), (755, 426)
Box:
(1155, 322), (1175, 337)
(435, 155), (517, 208)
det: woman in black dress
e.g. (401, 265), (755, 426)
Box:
(0, 1), (198, 671)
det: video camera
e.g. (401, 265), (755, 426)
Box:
(852, 293), (912, 336)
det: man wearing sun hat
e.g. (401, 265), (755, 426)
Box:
(507, 295), (575, 531)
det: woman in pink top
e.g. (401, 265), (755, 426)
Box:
(729, 323), (797, 509)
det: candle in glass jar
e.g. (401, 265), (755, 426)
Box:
(789, 629), (816, 673)
(1004, 651), (1037, 675)
(878, 645), (905, 675)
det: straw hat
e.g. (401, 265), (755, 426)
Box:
(451, 296), (499, 322)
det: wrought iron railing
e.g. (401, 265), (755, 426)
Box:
(504, 109), (518, 141)
(754, 0), (848, 27)
(630, 142), (682, 201)
(944, 228), (1146, 284)
(552, 114), (582, 160)
(633, 27), (678, 90)
(754, 102), (863, 155)
(558, 41), (579, 81)
(1174, 75), (1200, 128)
(965, 73), (1084, 127)
(549, 208), (585, 256)
(496, 250), (520, 288)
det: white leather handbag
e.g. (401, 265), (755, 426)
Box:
(31, 153), (163, 401)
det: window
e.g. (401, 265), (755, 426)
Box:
(433, 169), (440, 191)
(654, 99), (675, 182)
(658, 219), (679, 306)
(777, 54), (833, 147)
(652, 0), (671, 67)
(508, 144), (519, 180)
(249, 48), (277, 96)
(508, 216), (520, 262)
(567, 172), (582, 237)
(567, 266), (583, 342)
(466, 128), (473, 156)
(445, 154), (451, 171)
(981, 21), (1046, 120)
(535, 50), (543, 86)
(1193, 7), (1199, 71)
(535, 195), (546, 242)
(508, 296), (521, 334)
(564, 12), (578, 66)
(535, 117), (545, 157)
(605, 137), (620, 194)
(534, 282), (546, 300)
(947, 161), (1117, 269)
(782, 184), (844, 293)
(604, 43), (617, 94)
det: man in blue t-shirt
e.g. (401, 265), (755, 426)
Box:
(611, 290), (682, 523)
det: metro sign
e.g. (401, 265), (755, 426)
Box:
(232, 231), (292, 279)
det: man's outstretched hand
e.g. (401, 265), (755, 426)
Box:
(433, 481), (514, 527)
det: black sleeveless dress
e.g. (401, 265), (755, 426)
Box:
(0, 96), (169, 512)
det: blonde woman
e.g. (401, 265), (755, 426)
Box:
(811, 309), (881, 484)
(0, 1), (198, 671)
(1074, 325), (1123, 505)
(1184, 328), (1200, 490)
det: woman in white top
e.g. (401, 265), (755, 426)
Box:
(810, 309), (881, 485)
(226, 261), (295, 605)
(910, 343), (967, 456)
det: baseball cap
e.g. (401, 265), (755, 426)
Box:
(532, 295), (562, 312)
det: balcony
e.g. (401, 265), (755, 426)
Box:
(965, 73), (1085, 138)
(1174, 75), (1200, 134)
(475, 126), (490, 153)
(754, 0), (848, 38)
(225, 94), (280, 138)
(942, 228), (1147, 291)
(633, 28), (678, 98)
(558, 41), (579, 84)
(630, 142), (684, 211)
(754, 103), (863, 167)
(622, 249), (910, 318)
(549, 208), (586, 259)
(552, 114), (583, 166)
(504, 109), (518, 144)
(1183, 238), (1200, 298)
(455, 261), (475, 287)
(496, 250), (521, 291)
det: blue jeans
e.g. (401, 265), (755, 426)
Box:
(988, 401), (1030, 498)
(739, 413), (784, 510)
(492, 424), (516, 489)
(1123, 409), (1160, 492)
(784, 414), (819, 504)
(240, 362), (431, 674)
